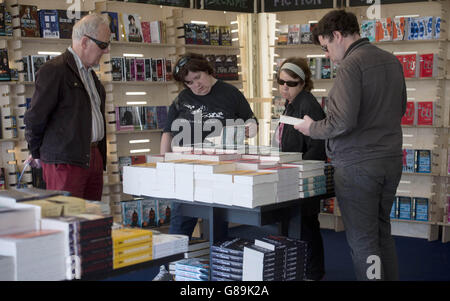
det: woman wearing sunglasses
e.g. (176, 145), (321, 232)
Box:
(276, 57), (326, 281)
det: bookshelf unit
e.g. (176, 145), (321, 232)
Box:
(259, 0), (450, 240)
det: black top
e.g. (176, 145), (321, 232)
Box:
(280, 90), (326, 161)
(164, 80), (256, 145)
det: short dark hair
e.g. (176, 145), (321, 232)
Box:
(278, 57), (314, 92)
(312, 10), (360, 45)
(173, 53), (214, 83)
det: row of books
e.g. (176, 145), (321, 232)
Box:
(115, 105), (168, 132)
(361, 16), (441, 42)
(402, 149), (432, 174)
(396, 53), (438, 78)
(112, 228), (152, 269)
(401, 101), (435, 126)
(277, 23), (316, 45)
(22, 54), (58, 82)
(205, 54), (239, 81)
(110, 57), (172, 82)
(0, 4), (13, 37)
(121, 198), (171, 228)
(183, 24), (232, 46)
(275, 57), (337, 81)
(391, 196), (429, 221)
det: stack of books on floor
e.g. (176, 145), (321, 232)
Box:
(41, 214), (114, 279)
(112, 228), (153, 269)
(173, 258), (210, 281)
(243, 235), (308, 281)
(210, 237), (253, 281)
(282, 160), (329, 198)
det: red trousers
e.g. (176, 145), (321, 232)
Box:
(42, 146), (103, 201)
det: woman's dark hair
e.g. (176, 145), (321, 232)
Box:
(312, 10), (360, 44)
(278, 57), (314, 92)
(173, 52), (214, 83)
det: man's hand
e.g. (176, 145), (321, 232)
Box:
(294, 115), (313, 136)
(25, 155), (41, 169)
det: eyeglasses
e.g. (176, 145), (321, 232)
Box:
(277, 79), (301, 87)
(174, 56), (191, 78)
(321, 44), (329, 52)
(85, 35), (110, 50)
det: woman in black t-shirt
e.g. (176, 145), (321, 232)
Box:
(160, 53), (257, 240)
(276, 57), (326, 281)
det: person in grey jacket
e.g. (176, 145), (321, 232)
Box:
(295, 10), (407, 281)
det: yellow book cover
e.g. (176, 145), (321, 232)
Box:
(113, 249), (153, 269)
(23, 200), (63, 217)
(112, 228), (152, 248)
(114, 242), (152, 259)
(45, 195), (86, 215)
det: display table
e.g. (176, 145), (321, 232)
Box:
(173, 193), (335, 245)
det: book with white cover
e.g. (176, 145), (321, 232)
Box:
(234, 160), (279, 171)
(298, 187), (327, 198)
(233, 171), (278, 185)
(0, 203), (40, 235)
(283, 160), (325, 171)
(193, 161), (235, 174)
(298, 168), (324, 178)
(233, 183), (277, 208)
(279, 115), (304, 125)
(242, 244), (275, 281)
(200, 153), (240, 161)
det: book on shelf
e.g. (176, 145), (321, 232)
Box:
(156, 106), (168, 129)
(401, 101), (416, 125)
(4, 11), (12, 37)
(39, 9), (60, 39)
(19, 5), (40, 37)
(392, 17), (406, 41)
(300, 24), (313, 44)
(376, 18), (392, 42)
(209, 25), (220, 45)
(287, 24), (300, 45)
(402, 149), (415, 173)
(121, 13), (143, 43)
(277, 24), (288, 45)
(414, 197), (428, 221)
(111, 228), (152, 249)
(183, 23), (196, 44)
(31, 55), (47, 82)
(158, 199), (171, 226)
(196, 24), (210, 45)
(165, 58), (173, 81)
(416, 101), (434, 126)
(220, 26), (231, 46)
(398, 54), (418, 78)
(150, 21), (163, 44)
(141, 198), (158, 228)
(121, 199), (142, 228)
(141, 21), (151, 43)
(0, 48), (10, 81)
(102, 11), (119, 41)
(419, 53), (437, 78)
(111, 57), (124, 81)
(0, 4), (5, 36)
(361, 19), (376, 42)
(397, 196), (412, 220)
(415, 149), (431, 173)
(134, 58), (145, 81)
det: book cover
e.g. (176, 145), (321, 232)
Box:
(361, 20), (376, 42)
(401, 101), (415, 125)
(209, 25), (220, 46)
(184, 23), (196, 44)
(417, 101), (434, 126)
(156, 106), (168, 129)
(57, 10), (76, 39)
(220, 26), (231, 46)
(392, 17), (405, 41)
(150, 21), (162, 44)
(0, 4), (5, 36)
(414, 197), (428, 221)
(0, 49), (10, 81)
(31, 55), (47, 82)
(321, 58), (331, 79)
(402, 54), (417, 78)
(116, 106), (134, 131)
(111, 57), (124, 81)
(157, 199), (171, 226)
(300, 24), (312, 44)
(145, 58), (152, 81)
(141, 21), (151, 43)
(121, 200), (142, 228)
(4, 12), (12, 37)
(19, 5), (40, 37)
(104, 12), (119, 41)
(277, 24), (288, 45)
(419, 53), (436, 78)
(145, 106), (157, 129)
(156, 58), (165, 82)
(435, 17), (441, 39)
(402, 149), (415, 173)
(215, 55), (227, 80)
(39, 10), (60, 39)
(196, 24), (210, 45)
(398, 196), (412, 220)
(288, 24), (300, 45)
(134, 58), (145, 81)
(121, 13), (143, 42)
(423, 16), (434, 40)
(415, 149), (431, 173)
(141, 198), (158, 228)
(165, 59), (172, 81)
(225, 55), (238, 81)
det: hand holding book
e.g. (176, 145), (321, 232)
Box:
(292, 115), (313, 136)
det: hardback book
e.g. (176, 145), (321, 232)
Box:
(277, 24), (288, 45)
(401, 101), (416, 125)
(419, 53), (436, 78)
(398, 196), (412, 220)
(156, 58), (165, 82)
(220, 26), (231, 46)
(300, 24), (312, 44)
(103, 12), (119, 41)
(123, 58), (132, 81)
(183, 23), (196, 44)
(129, 58), (136, 81)
(287, 24), (300, 45)
(145, 58), (152, 80)
(402, 149), (415, 173)
(209, 25), (220, 45)
(121, 13), (143, 42)
(141, 198), (158, 228)
(392, 17), (406, 41)
(39, 10), (60, 39)
(111, 57), (124, 81)
(58, 9), (81, 39)
(196, 24), (210, 45)
(141, 21), (151, 43)
(151, 59), (158, 81)
(361, 19), (376, 42)
(31, 55), (47, 82)
(414, 197), (428, 221)
(416, 101), (434, 126)
(121, 199), (142, 228)
(0, 48), (10, 81)
(19, 5), (40, 37)
(415, 149), (431, 173)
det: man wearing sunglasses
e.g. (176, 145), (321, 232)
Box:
(294, 10), (406, 281)
(25, 14), (111, 201)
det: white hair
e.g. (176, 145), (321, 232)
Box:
(72, 13), (109, 41)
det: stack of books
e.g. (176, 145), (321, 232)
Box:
(233, 159), (278, 171)
(194, 161), (235, 203)
(0, 229), (66, 280)
(210, 238), (253, 281)
(232, 171), (278, 208)
(152, 232), (189, 259)
(184, 239), (210, 259)
(112, 228), (153, 269)
(263, 166), (299, 202)
(0, 255), (14, 280)
(41, 214), (113, 279)
(282, 161), (328, 198)
(212, 170), (254, 206)
(259, 152), (302, 163)
(173, 258), (210, 281)
(243, 244), (281, 281)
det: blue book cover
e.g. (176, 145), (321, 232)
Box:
(156, 106), (168, 130)
(390, 198), (397, 219)
(398, 196), (412, 220)
(415, 150), (431, 173)
(121, 200), (142, 228)
(157, 199), (171, 226)
(39, 9), (60, 39)
(103, 12), (119, 41)
(402, 149), (415, 173)
(414, 197), (428, 221)
(141, 198), (158, 228)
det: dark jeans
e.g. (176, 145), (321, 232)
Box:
(169, 201), (228, 240)
(334, 157), (402, 281)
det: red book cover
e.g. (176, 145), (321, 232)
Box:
(401, 101), (415, 125)
(419, 53), (434, 78)
(417, 101), (434, 125)
(131, 155), (146, 165)
(141, 21), (151, 43)
(403, 54), (417, 78)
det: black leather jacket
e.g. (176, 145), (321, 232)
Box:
(25, 50), (107, 169)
